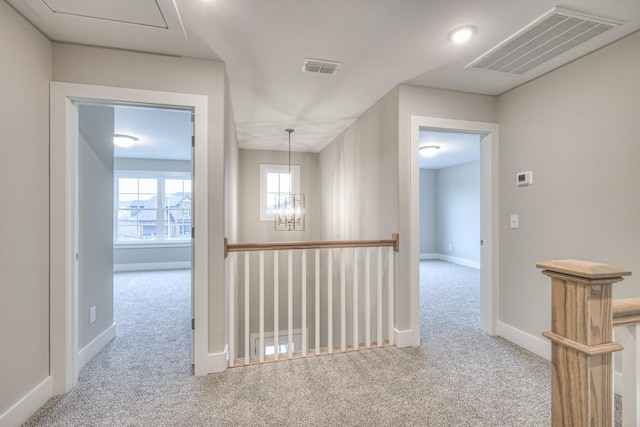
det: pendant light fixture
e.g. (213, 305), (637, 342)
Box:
(275, 129), (305, 231)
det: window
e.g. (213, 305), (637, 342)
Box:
(115, 172), (191, 243)
(259, 164), (300, 221)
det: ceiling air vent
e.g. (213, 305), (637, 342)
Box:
(466, 7), (622, 75)
(301, 58), (342, 75)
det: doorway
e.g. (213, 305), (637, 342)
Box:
(50, 83), (209, 395)
(409, 116), (499, 341)
(75, 103), (194, 372)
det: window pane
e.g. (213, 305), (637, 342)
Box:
(267, 173), (279, 193)
(266, 194), (277, 213)
(279, 173), (291, 193)
(118, 178), (138, 193)
(164, 209), (190, 240)
(138, 179), (157, 194)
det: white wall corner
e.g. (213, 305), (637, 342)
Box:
(394, 328), (418, 348)
(195, 345), (228, 376)
(78, 323), (116, 370)
(0, 376), (52, 427)
(420, 253), (439, 260)
(497, 321), (551, 361)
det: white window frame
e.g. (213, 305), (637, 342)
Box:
(114, 170), (192, 246)
(259, 163), (300, 221)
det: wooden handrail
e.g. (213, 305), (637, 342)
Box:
(224, 233), (399, 258)
(613, 297), (640, 327)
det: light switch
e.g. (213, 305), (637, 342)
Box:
(510, 214), (519, 229)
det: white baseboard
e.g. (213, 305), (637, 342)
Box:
(419, 253), (480, 269)
(114, 261), (191, 272)
(437, 254), (480, 269)
(0, 376), (52, 427)
(497, 321), (551, 361)
(195, 345), (228, 376)
(78, 323), (117, 370)
(394, 328), (419, 347)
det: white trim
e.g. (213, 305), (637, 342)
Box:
(497, 321), (551, 361)
(195, 345), (229, 376)
(77, 323), (116, 370)
(410, 116), (499, 338)
(113, 261), (191, 272)
(435, 254), (480, 269)
(50, 82), (209, 393)
(393, 328), (414, 348)
(614, 371), (623, 397)
(0, 377), (52, 427)
(420, 253), (480, 269)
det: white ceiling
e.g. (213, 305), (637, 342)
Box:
(419, 130), (480, 170)
(114, 106), (192, 161)
(8, 0), (640, 153)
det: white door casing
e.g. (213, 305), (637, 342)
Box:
(50, 82), (208, 394)
(409, 116), (499, 340)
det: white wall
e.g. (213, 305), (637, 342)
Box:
(113, 158), (191, 270)
(0, 1), (52, 421)
(436, 161), (480, 262)
(497, 30), (640, 351)
(420, 161), (481, 264)
(419, 169), (437, 254)
(52, 43), (231, 356)
(78, 105), (115, 351)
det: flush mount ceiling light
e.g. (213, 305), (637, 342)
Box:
(113, 134), (138, 148)
(449, 25), (476, 44)
(419, 145), (440, 157)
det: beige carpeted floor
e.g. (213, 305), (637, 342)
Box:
(23, 261), (616, 426)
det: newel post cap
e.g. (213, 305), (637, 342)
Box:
(536, 259), (631, 280)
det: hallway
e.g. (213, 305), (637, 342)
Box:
(25, 262), (552, 426)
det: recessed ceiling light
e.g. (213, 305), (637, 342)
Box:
(449, 26), (476, 44)
(419, 145), (440, 157)
(114, 134), (138, 148)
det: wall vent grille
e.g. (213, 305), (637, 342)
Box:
(466, 7), (622, 75)
(301, 58), (342, 75)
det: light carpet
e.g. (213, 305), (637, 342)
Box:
(22, 261), (613, 426)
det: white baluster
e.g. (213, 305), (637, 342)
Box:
(274, 251), (279, 361)
(377, 247), (382, 347)
(302, 249), (307, 357)
(259, 251), (264, 363)
(328, 248), (333, 354)
(341, 247), (346, 352)
(288, 250), (293, 359)
(315, 249), (320, 355)
(621, 324), (640, 427)
(388, 247), (394, 346)
(245, 252), (250, 366)
(229, 252), (235, 366)
(365, 247), (371, 349)
(353, 247), (359, 350)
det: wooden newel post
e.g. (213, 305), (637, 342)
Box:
(537, 259), (631, 426)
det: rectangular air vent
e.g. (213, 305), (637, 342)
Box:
(467, 7), (622, 75)
(301, 58), (342, 75)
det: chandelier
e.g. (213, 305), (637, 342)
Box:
(275, 129), (305, 231)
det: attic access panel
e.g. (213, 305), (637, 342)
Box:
(41, 0), (167, 28)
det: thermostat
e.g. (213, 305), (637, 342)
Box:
(516, 171), (533, 187)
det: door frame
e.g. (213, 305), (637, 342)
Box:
(50, 82), (209, 394)
(410, 116), (499, 338)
